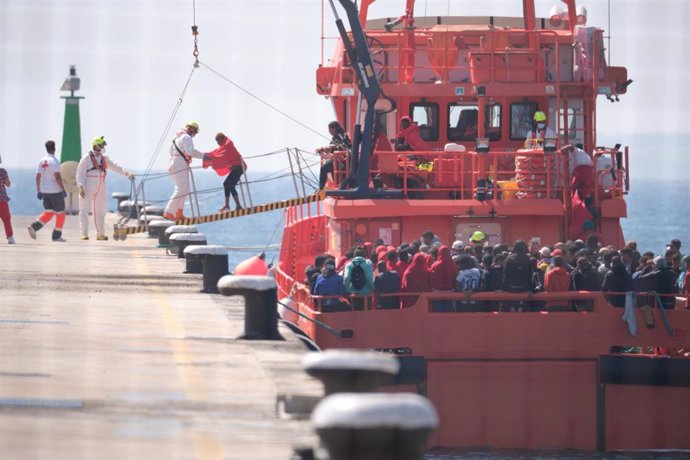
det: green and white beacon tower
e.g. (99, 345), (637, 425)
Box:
(59, 65), (84, 214)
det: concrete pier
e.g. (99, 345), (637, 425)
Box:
(0, 215), (320, 459)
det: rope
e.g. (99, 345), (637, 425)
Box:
(650, 290), (675, 337)
(198, 61), (330, 142)
(142, 65), (197, 178)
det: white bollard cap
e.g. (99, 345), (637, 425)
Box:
(303, 350), (400, 375)
(183, 245), (227, 256)
(169, 233), (207, 243)
(165, 225), (198, 235)
(312, 393), (438, 430)
(217, 275), (276, 292)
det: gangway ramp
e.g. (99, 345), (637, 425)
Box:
(113, 191), (325, 239)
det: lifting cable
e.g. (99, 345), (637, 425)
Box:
(199, 61), (330, 142)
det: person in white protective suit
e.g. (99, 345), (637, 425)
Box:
(164, 121), (208, 220)
(76, 136), (134, 241)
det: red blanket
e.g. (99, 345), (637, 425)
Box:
(202, 138), (244, 176)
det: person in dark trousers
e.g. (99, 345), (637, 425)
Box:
(313, 258), (349, 312)
(374, 261), (401, 309)
(203, 132), (247, 212)
(502, 240), (533, 311)
(602, 256), (633, 307)
(570, 257), (600, 311)
(317, 121), (352, 189)
(28, 140), (68, 242)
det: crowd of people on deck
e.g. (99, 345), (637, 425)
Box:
(303, 231), (690, 317)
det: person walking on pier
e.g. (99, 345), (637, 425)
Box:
(28, 141), (68, 242)
(164, 121), (208, 220)
(76, 136), (134, 241)
(0, 154), (14, 244)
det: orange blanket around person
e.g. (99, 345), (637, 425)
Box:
(202, 138), (245, 176)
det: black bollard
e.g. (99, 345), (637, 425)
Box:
(162, 225), (198, 252)
(312, 393), (438, 460)
(149, 220), (175, 239)
(169, 233), (207, 272)
(183, 245), (229, 293)
(217, 275), (284, 340)
(302, 350), (399, 396)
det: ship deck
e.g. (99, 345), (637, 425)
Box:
(0, 215), (319, 459)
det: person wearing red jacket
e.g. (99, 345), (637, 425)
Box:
(544, 255), (572, 310)
(394, 116), (426, 151)
(203, 132), (247, 212)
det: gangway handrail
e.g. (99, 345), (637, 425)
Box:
(113, 191), (326, 238)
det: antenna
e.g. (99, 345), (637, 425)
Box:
(607, 0), (611, 63)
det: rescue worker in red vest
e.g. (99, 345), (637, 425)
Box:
(76, 136), (133, 240)
(164, 121), (208, 220)
(524, 111), (557, 149)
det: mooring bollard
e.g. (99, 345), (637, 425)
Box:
(217, 275), (284, 340)
(302, 350), (400, 396)
(312, 393), (438, 460)
(111, 192), (130, 209)
(162, 225), (198, 252)
(118, 200), (150, 218)
(143, 205), (165, 216)
(148, 220), (175, 239)
(138, 215), (165, 226)
(183, 245), (229, 293)
(169, 233), (207, 273)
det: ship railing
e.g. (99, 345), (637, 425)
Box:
(300, 289), (688, 314)
(342, 29), (564, 85)
(330, 147), (568, 201)
(591, 146), (628, 202)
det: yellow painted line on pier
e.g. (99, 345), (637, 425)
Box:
(132, 250), (224, 460)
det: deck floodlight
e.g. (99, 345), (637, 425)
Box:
(60, 65), (80, 93)
(576, 6), (587, 25)
(476, 138), (490, 154)
(543, 138), (557, 153)
(549, 5), (564, 27)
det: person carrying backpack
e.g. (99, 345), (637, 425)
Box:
(344, 247), (374, 310)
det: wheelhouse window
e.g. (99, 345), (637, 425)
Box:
(484, 104), (502, 141)
(448, 104), (478, 141)
(448, 103), (501, 141)
(510, 102), (537, 140)
(410, 103), (439, 141)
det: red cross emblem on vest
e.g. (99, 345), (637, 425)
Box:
(40, 160), (50, 170)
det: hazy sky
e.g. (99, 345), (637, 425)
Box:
(1, 0), (688, 179)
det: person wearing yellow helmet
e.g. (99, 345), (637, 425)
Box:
(164, 121), (209, 220)
(524, 110), (557, 149)
(469, 230), (487, 246)
(76, 136), (134, 240)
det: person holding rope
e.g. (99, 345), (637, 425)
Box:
(164, 121), (209, 220)
(76, 136), (134, 241)
(203, 132), (247, 212)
